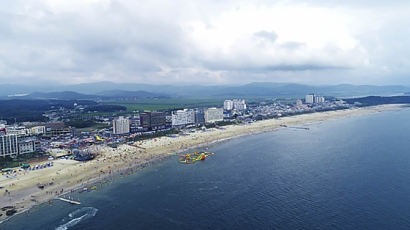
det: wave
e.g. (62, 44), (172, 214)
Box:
(55, 207), (98, 230)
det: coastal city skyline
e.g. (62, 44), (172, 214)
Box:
(2, 1), (410, 229)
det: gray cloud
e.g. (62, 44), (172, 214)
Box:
(0, 0), (408, 85)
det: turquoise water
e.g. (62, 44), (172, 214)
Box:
(3, 108), (410, 230)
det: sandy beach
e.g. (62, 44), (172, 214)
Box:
(0, 104), (406, 222)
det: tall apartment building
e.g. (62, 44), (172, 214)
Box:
(315, 96), (325, 104)
(224, 99), (247, 111)
(195, 109), (205, 126)
(224, 100), (234, 111)
(305, 94), (315, 104)
(139, 112), (166, 130)
(113, 116), (130, 135)
(233, 99), (247, 111)
(204, 108), (224, 123)
(0, 134), (18, 157)
(171, 109), (195, 127)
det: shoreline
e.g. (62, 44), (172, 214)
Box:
(0, 104), (407, 223)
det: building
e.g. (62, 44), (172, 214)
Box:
(0, 134), (18, 157)
(113, 116), (130, 135)
(6, 126), (32, 136)
(233, 99), (247, 111)
(204, 108), (223, 123)
(140, 112), (166, 130)
(45, 123), (72, 136)
(0, 127), (6, 135)
(225, 99), (247, 111)
(18, 138), (40, 155)
(140, 113), (151, 130)
(195, 109), (205, 126)
(151, 112), (166, 130)
(224, 100), (234, 111)
(130, 115), (142, 133)
(315, 96), (325, 104)
(31, 126), (46, 135)
(171, 109), (195, 127)
(132, 115), (141, 127)
(305, 94), (315, 104)
(296, 99), (303, 106)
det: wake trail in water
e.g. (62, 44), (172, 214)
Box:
(55, 207), (98, 230)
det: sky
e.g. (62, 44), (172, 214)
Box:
(0, 0), (409, 86)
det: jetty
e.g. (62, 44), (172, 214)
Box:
(289, 126), (310, 130)
(280, 124), (310, 130)
(57, 197), (81, 205)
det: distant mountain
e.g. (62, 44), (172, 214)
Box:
(6, 90), (169, 101)
(1, 82), (409, 99)
(49, 82), (410, 98)
(215, 83), (410, 98)
(97, 90), (170, 100)
(15, 91), (94, 100)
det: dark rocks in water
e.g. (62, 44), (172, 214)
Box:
(6, 209), (17, 216)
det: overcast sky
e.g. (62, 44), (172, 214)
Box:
(1, 0), (409, 85)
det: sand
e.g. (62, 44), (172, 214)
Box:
(0, 104), (406, 222)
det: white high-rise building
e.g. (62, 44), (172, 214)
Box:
(171, 109), (195, 127)
(305, 94), (315, 104)
(233, 99), (247, 111)
(224, 100), (234, 111)
(315, 96), (325, 104)
(113, 116), (130, 135)
(204, 108), (223, 123)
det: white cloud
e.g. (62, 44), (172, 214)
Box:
(0, 0), (408, 85)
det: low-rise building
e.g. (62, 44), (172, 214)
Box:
(6, 126), (32, 136)
(31, 126), (46, 135)
(45, 123), (72, 136)
(18, 139), (39, 154)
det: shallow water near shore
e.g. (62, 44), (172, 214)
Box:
(3, 108), (410, 230)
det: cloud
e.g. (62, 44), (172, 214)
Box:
(254, 31), (278, 43)
(0, 0), (408, 85)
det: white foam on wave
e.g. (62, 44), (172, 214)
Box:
(55, 207), (98, 230)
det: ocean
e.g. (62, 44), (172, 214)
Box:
(2, 108), (410, 230)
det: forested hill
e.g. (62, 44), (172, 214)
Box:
(0, 99), (96, 123)
(344, 96), (410, 106)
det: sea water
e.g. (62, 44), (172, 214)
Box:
(3, 108), (410, 230)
